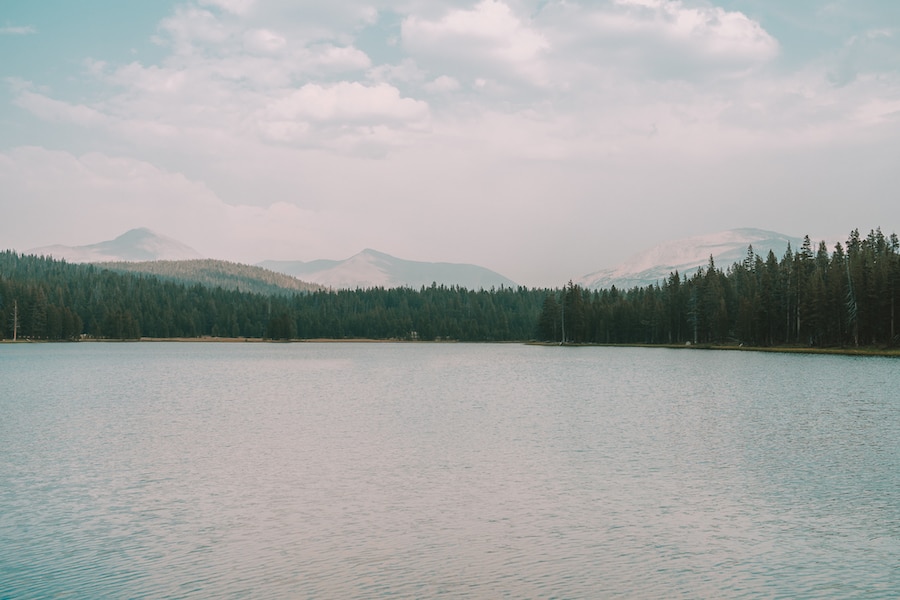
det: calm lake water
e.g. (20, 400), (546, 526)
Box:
(1, 342), (898, 598)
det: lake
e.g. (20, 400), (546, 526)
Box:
(1, 342), (898, 598)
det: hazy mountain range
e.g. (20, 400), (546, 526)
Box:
(95, 259), (323, 296)
(30, 228), (202, 263)
(576, 228), (805, 290)
(28, 227), (812, 291)
(259, 249), (518, 290)
(29, 229), (518, 290)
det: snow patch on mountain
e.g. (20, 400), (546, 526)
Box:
(29, 228), (202, 263)
(577, 228), (805, 290)
(260, 249), (518, 290)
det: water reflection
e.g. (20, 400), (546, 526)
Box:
(1, 343), (898, 598)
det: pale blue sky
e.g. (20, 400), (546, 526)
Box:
(2, 0), (899, 286)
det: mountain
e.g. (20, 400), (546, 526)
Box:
(259, 248), (518, 290)
(96, 259), (323, 296)
(577, 228), (805, 290)
(29, 228), (202, 263)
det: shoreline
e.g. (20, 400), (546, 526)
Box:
(526, 341), (900, 357)
(1, 337), (448, 344)
(3, 337), (899, 356)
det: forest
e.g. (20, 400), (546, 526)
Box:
(1, 228), (898, 348)
(537, 228), (899, 348)
(0, 251), (544, 342)
(96, 258), (322, 296)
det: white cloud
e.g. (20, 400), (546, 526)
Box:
(424, 75), (460, 93)
(368, 59), (427, 86)
(827, 27), (900, 86)
(304, 44), (372, 73)
(199, 0), (257, 16)
(607, 0), (777, 60)
(538, 0), (779, 83)
(13, 91), (107, 126)
(853, 93), (900, 126)
(8, 1), (893, 167)
(243, 28), (286, 54)
(0, 25), (36, 35)
(105, 62), (189, 94)
(158, 6), (233, 54)
(15, 16), (414, 154)
(262, 81), (428, 123)
(403, 0), (550, 86)
(252, 82), (431, 154)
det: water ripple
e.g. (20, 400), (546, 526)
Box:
(1, 343), (898, 598)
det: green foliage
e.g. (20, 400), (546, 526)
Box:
(534, 228), (900, 348)
(5, 227), (897, 347)
(0, 252), (545, 341)
(95, 259), (322, 296)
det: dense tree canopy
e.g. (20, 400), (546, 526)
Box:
(3, 228), (898, 348)
(0, 252), (544, 341)
(536, 229), (900, 348)
(97, 259), (322, 296)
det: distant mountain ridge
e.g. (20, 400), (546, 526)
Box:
(259, 248), (518, 290)
(27, 228), (518, 291)
(96, 259), (323, 296)
(25, 227), (812, 293)
(577, 228), (805, 290)
(30, 228), (202, 262)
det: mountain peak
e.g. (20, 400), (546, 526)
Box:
(260, 249), (517, 290)
(577, 228), (804, 290)
(115, 227), (157, 240)
(29, 228), (202, 263)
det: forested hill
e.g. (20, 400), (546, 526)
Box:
(95, 259), (323, 296)
(537, 228), (900, 349)
(3, 227), (898, 347)
(0, 251), (546, 341)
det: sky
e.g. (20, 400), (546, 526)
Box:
(1, 0), (899, 287)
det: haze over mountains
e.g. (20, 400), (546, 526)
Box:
(259, 250), (518, 290)
(96, 259), (323, 296)
(27, 227), (813, 291)
(30, 228), (202, 263)
(28, 229), (519, 290)
(576, 228), (805, 290)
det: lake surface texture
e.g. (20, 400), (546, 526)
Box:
(1, 343), (898, 598)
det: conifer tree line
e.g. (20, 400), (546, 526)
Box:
(0, 251), (544, 341)
(537, 229), (900, 347)
(3, 228), (898, 347)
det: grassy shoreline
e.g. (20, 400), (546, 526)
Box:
(1, 337), (439, 344)
(3, 337), (898, 356)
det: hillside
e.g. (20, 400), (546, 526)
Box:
(30, 228), (202, 262)
(96, 259), (322, 296)
(577, 228), (804, 290)
(0, 251), (544, 341)
(260, 248), (518, 290)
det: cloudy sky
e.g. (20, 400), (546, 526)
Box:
(2, 0), (899, 286)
